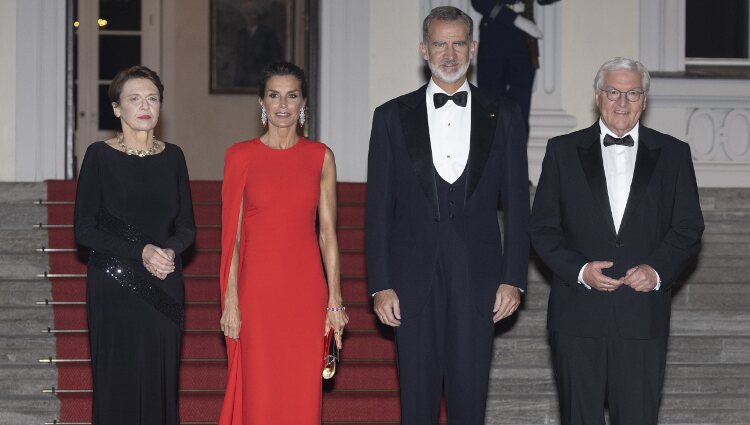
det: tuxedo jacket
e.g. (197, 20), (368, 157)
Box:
(365, 84), (530, 318)
(529, 123), (704, 339)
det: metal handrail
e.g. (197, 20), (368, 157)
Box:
(36, 247), (221, 253)
(39, 358), (227, 364)
(33, 223), (221, 229)
(34, 200), (221, 206)
(36, 272), (367, 279)
(43, 388), (224, 394)
(38, 357), (388, 364)
(35, 300), (221, 306)
(45, 422), (219, 425)
(46, 422), (219, 425)
(41, 328), (376, 334)
(33, 199), (364, 206)
(36, 272), (221, 278)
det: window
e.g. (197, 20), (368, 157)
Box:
(686, 0), (750, 65)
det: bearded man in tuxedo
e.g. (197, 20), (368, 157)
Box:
(366, 6), (530, 425)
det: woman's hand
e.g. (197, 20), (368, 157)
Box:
(220, 298), (241, 341)
(142, 244), (175, 276)
(324, 301), (349, 349)
(143, 262), (169, 280)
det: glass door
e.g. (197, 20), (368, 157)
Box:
(73, 0), (160, 174)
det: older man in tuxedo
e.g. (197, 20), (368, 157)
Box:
(365, 6), (530, 425)
(530, 57), (704, 425)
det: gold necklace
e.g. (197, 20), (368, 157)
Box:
(117, 133), (161, 157)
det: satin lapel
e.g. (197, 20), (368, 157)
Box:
(397, 87), (440, 220)
(619, 132), (660, 233)
(464, 86), (496, 206)
(578, 125), (617, 236)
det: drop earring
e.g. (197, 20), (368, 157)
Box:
(261, 107), (268, 126)
(298, 107), (306, 126)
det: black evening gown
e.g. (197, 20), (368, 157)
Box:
(74, 141), (196, 425)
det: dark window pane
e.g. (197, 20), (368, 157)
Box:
(99, 0), (141, 31)
(99, 84), (120, 130)
(99, 35), (141, 80)
(686, 0), (749, 58)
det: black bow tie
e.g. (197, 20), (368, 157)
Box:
(603, 134), (634, 147)
(433, 91), (468, 108)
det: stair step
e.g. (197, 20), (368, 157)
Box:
(0, 182), (47, 203)
(46, 277), (372, 304)
(0, 364), (57, 395)
(40, 277), (750, 311)
(485, 393), (750, 425)
(44, 249), (367, 276)
(50, 331), (750, 366)
(487, 363), (750, 395)
(0, 204), (46, 230)
(46, 390), (750, 424)
(0, 395), (59, 425)
(45, 226), (364, 252)
(43, 203), (364, 226)
(0, 335), (56, 365)
(39, 298), (750, 336)
(0, 307), (55, 335)
(41, 181), (366, 204)
(0, 279), (54, 307)
(50, 361), (750, 396)
(0, 253), (48, 280)
(0, 229), (47, 254)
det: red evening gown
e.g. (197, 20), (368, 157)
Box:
(218, 138), (328, 425)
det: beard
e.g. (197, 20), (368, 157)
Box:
(427, 59), (470, 85)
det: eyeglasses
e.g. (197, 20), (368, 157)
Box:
(600, 88), (644, 102)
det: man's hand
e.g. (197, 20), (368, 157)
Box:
(582, 261), (624, 292)
(373, 289), (401, 327)
(493, 284), (521, 323)
(623, 264), (658, 292)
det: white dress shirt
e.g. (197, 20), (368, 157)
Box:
(578, 120), (660, 290)
(426, 79), (471, 183)
(600, 120), (639, 233)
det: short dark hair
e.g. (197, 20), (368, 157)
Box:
(422, 6), (473, 42)
(108, 65), (164, 104)
(258, 61), (308, 99)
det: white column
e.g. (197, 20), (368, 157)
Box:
(639, 0), (685, 72)
(528, 2), (576, 184)
(0, 1), (17, 181)
(15, 0), (67, 181)
(319, 0), (371, 182)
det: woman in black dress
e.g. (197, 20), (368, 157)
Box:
(74, 65), (195, 425)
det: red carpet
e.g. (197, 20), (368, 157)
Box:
(45, 180), (447, 424)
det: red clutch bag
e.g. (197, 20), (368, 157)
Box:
(322, 331), (339, 380)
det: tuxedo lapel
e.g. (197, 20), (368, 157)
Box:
(578, 124), (617, 236)
(620, 128), (661, 233)
(397, 86), (440, 220)
(464, 85), (497, 206)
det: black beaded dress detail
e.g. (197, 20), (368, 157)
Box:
(90, 209), (184, 327)
(74, 141), (195, 425)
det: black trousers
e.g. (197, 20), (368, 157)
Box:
(477, 54), (535, 136)
(549, 324), (668, 425)
(394, 223), (495, 425)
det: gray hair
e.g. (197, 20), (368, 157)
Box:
(422, 6), (473, 42)
(593, 57), (651, 93)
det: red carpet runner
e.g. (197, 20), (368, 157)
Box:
(45, 180), (448, 424)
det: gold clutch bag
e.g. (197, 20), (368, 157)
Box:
(322, 331), (340, 380)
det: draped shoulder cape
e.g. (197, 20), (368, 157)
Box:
(218, 140), (252, 425)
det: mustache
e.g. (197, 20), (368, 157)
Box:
(440, 60), (460, 67)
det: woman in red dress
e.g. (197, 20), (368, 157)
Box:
(218, 62), (348, 424)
